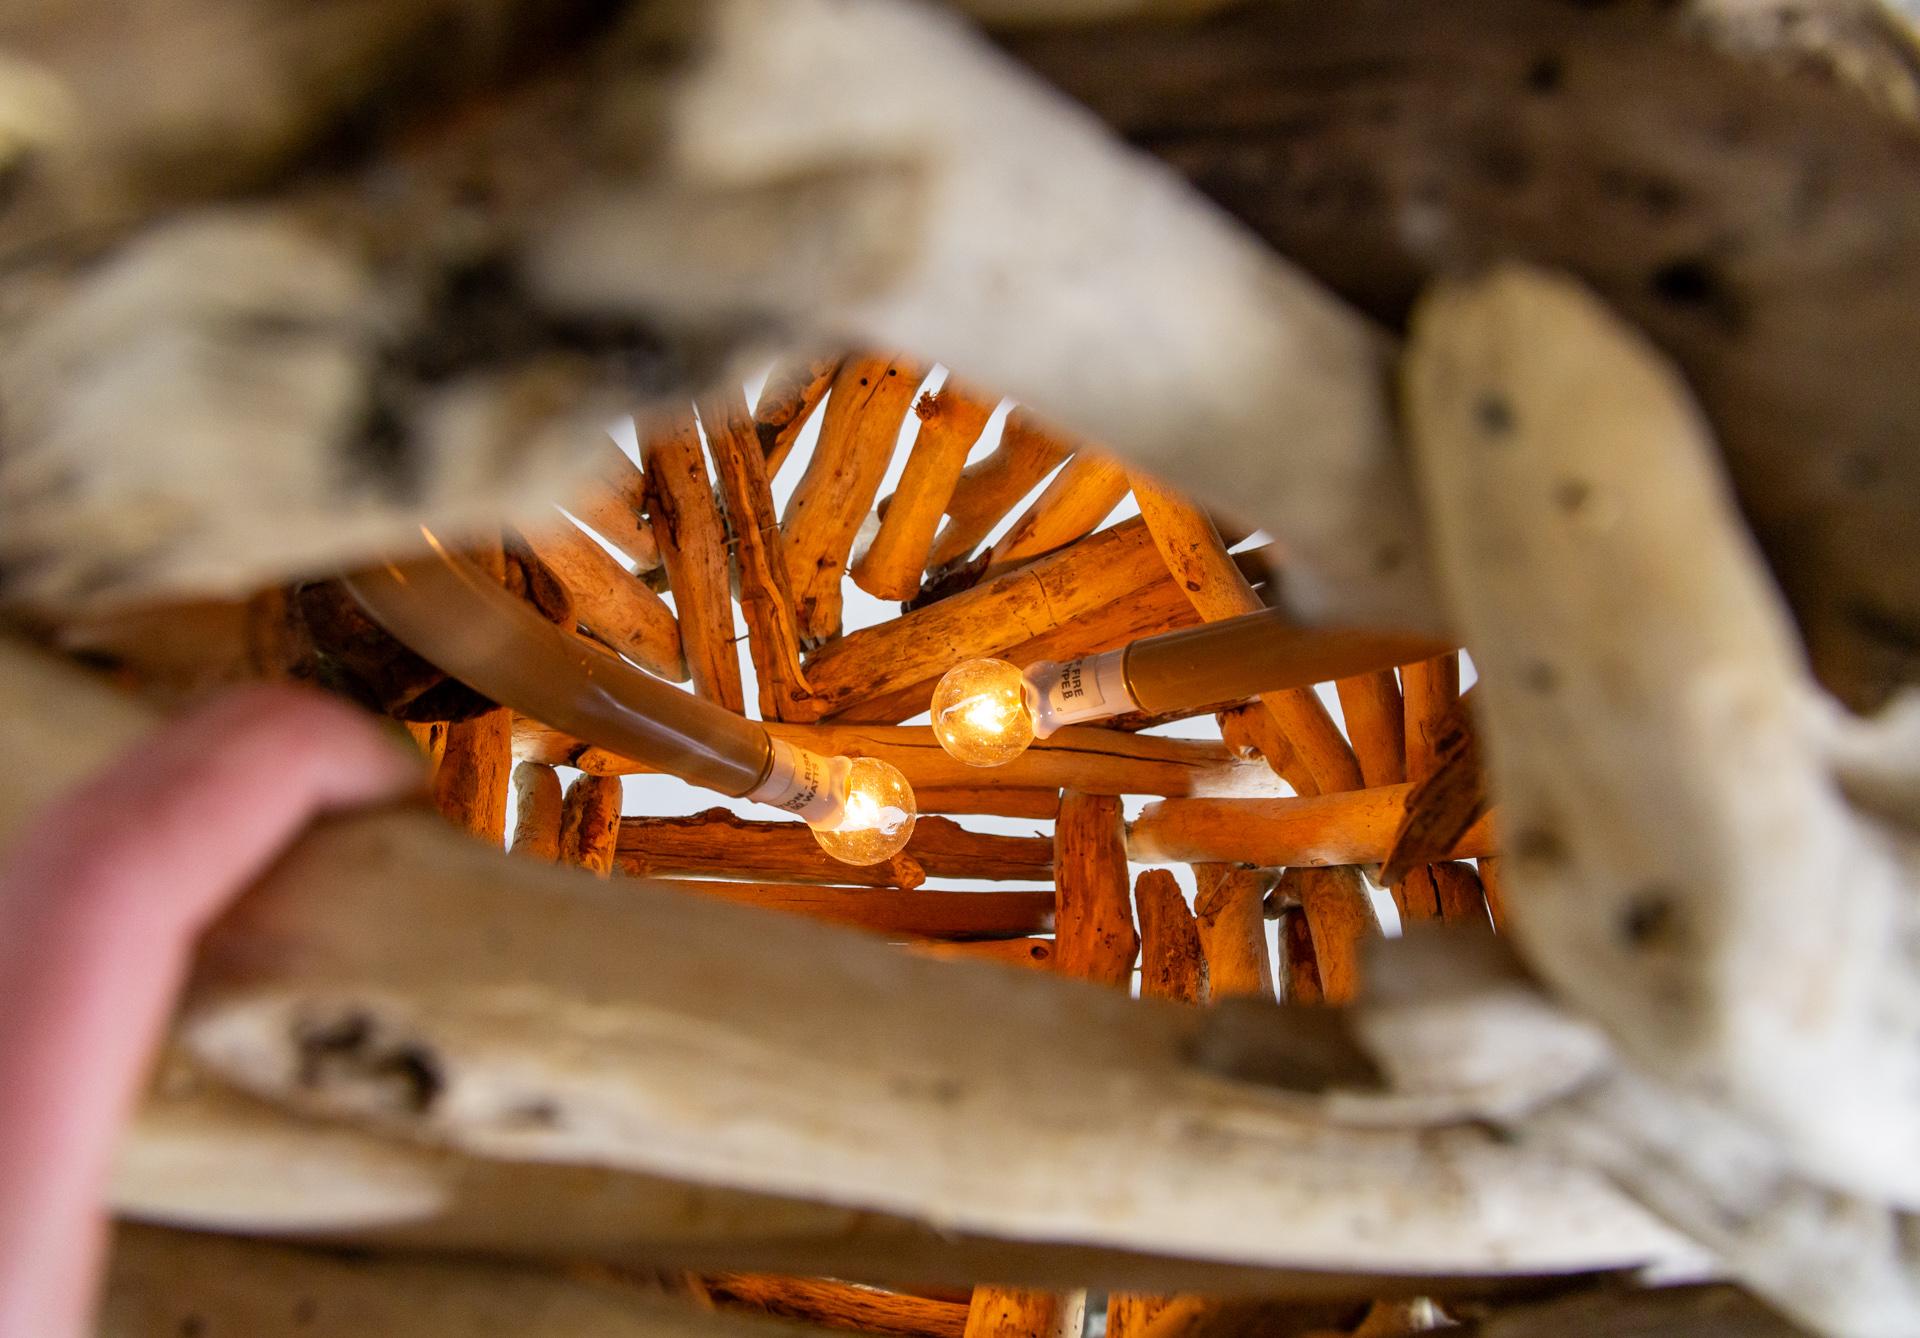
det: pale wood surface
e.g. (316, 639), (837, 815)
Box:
(1193, 864), (1274, 1001)
(1131, 787), (1496, 868)
(510, 762), (563, 862)
(516, 519), (686, 682)
(856, 383), (996, 600)
(983, 451), (1131, 577)
(927, 411), (1074, 572)
(757, 354), (843, 476)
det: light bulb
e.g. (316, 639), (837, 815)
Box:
(811, 756), (917, 865)
(931, 658), (1035, 767)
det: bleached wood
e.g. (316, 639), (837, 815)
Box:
(1131, 473), (1362, 796)
(783, 355), (926, 642)
(617, 811), (1052, 887)
(1054, 793), (1138, 987)
(510, 762), (563, 862)
(1131, 787), (1496, 869)
(701, 388), (814, 720)
(1278, 907), (1323, 1007)
(982, 452), (1131, 577)
(515, 719), (1282, 800)
(1193, 864), (1275, 1001)
(856, 383), (996, 600)
(645, 415), (746, 711)
(757, 354), (843, 477)
(516, 519), (687, 682)
(926, 410), (1074, 573)
(1406, 264), (1920, 1330)
(800, 520), (1170, 721)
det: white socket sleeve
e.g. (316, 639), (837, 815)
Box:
(747, 738), (850, 827)
(1022, 649), (1135, 738)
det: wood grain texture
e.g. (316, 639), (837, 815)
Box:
(1053, 792), (1138, 987)
(510, 761), (563, 862)
(515, 519), (686, 682)
(1132, 787), (1496, 868)
(701, 1274), (968, 1338)
(645, 415), (745, 711)
(617, 811), (1052, 888)
(1336, 670), (1406, 789)
(702, 388), (814, 720)
(982, 451), (1132, 577)
(1193, 864), (1275, 1000)
(757, 354), (843, 477)
(1281, 866), (1380, 1005)
(927, 410), (1074, 572)
(559, 773), (623, 877)
(857, 383), (997, 600)
(1135, 869), (1206, 1005)
(783, 355), (926, 641)
(563, 443), (660, 572)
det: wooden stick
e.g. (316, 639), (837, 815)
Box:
(800, 519), (1171, 721)
(559, 774), (623, 878)
(926, 410), (1074, 573)
(563, 442), (661, 572)
(509, 761), (563, 862)
(1193, 864), (1275, 1000)
(1053, 793), (1138, 987)
(782, 355), (926, 642)
(433, 709), (512, 847)
(1401, 653), (1460, 785)
(1393, 861), (1490, 930)
(514, 519), (687, 682)
(1335, 670), (1406, 789)
(1280, 866), (1379, 1006)
(701, 388), (814, 720)
(828, 571), (1200, 725)
(911, 788), (1062, 820)
(855, 383), (997, 600)
(617, 811), (1052, 887)
(1131, 473), (1363, 795)
(1135, 869), (1206, 1005)
(757, 354), (844, 476)
(1217, 702), (1317, 799)
(909, 937), (1056, 972)
(645, 414), (746, 711)
(654, 882), (1055, 940)
(516, 719), (1281, 800)
(1278, 906), (1324, 1007)
(1381, 690), (1487, 887)
(700, 1273), (969, 1338)
(960, 1289), (1083, 1338)
(981, 451), (1131, 577)
(1131, 787), (1496, 868)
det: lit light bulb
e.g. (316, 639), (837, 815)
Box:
(931, 658), (1036, 767)
(811, 756), (917, 865)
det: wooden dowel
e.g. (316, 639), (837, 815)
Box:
(559, 773), (623, 877)
(757, 354), (844, 476)
(926, 410), (1074, 572)
(645, 414), (746, 711)
(1281, 866), (1379, 1005)
(514, 519), (686, 682)
(699, 1273), (970, 1338)
(516, 719), (1281, 800)
(1131, 787), (1496, 868)
(1401, 652), (1461, 785)
(1278, 906), (1324, 1006)
(783, 356), (926, 642)
(856, 383), (996, 600)
(1193, 863), (1275, 1000)
(701, 388), (814, 720)
(654, 882), (1055, 940)
(563, 443), (660, 572)
(509, 761), (562, 862)
(1335, 670), (1406, 789)
(800, 519), (1170, 721)
(980, 451), (1131, 577)
(1053, 792), (1138, 988)
(1135, 869), (1206, 1005)
(1130, 473), (1363, 795)
(617, 810), (1053, 887)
